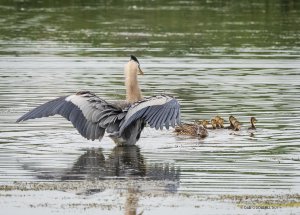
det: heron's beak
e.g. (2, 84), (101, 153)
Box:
(138, 65), (144, 75)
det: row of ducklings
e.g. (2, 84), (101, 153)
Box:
(200, 115), (257, 130)
(174, 116), (257, 138)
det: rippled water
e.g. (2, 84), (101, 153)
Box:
(1, 56), (300, 196)
(0, 0), (300, 214)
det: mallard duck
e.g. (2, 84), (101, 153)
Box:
(248, 117), (257, 130)
(16, 55), (181, 146)
(196, 125), (209, 138)
(175, 122), (208, 138)
(174, 123), (194, 135)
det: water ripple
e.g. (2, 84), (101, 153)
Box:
(1, 57), (299, 196)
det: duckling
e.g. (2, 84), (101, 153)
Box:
(196, 120), (203, 126)
(228, 115), (242, 131)
(214, 116), (221, 120)
(199, 118), (218, 130)
(211, 119), (217, 129)
(214, 116), (221, 128)
(248, 117), (257, 130)
(218, 118), (225, 128)
(198, 120), (209, 129)
(174, 122), (208, 138)
(229, 115), (237, 128)
(214, 116), (225, 128)
(233, 120), (241, 131)
(224, 115), (234, 129)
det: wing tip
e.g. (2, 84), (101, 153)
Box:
(16, 115), (28, 123)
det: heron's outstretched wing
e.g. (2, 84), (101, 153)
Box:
(16, 91), (124, 141)
(119, 95), (181, 133)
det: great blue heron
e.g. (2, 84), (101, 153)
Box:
(16, 55), (181, 146)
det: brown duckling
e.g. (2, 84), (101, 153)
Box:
(211, 119), (217, 129)
(228, 115), (242, 131)
(214, 116), (225, 128)
(229, 115), (237, 128)
(233, 120), (241, 131)
(224, 115), (234, 129)
(218, 118), (225, 128)
(198, 120), (209, 129)
(198, 118), (218, 130)
(248, 117), (257, 130)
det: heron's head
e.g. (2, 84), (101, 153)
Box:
(125, 55), (144, 76)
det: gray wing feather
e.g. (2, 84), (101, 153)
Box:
(176, 110), (181, 125)
(16, 91), (124, 141)
(154, 107), (167, 130)
(170, 106), (179, 127)
(147, 106), (164, 128)
(16, 97), (67, 122)
(150, 107), (164, 129)
(157, 107), (170, 130)
(164, 107), (175, 130)
(119, 95), (180, 133)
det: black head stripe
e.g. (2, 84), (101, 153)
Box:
(130, 55), (140, 64)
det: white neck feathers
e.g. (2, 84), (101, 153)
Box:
(124, 61), (143, 103)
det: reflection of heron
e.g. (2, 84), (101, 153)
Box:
(106, 146), (146, 177)
(23, 146), (179, 214)
(60, 146), (180, 214)
(61, 148), (106, 181)
(62, 146), (180, 185)
(124, 187), (142, 215)
(17, 55), (181, 146)
(62, 146), (146, 180)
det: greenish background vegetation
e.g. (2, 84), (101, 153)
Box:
(0, 0), (299, 57)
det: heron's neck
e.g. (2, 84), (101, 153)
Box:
(251, 121), (256, 129)
(125, 72), (142, 103)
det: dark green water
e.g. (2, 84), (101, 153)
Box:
(0, 0), (300, 214)
(0, 0), (299, 57)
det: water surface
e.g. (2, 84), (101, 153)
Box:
(1, 56), (300, 192)
(0, 0), (300, 214)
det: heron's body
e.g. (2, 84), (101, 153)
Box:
(17, 56), (181, 146)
